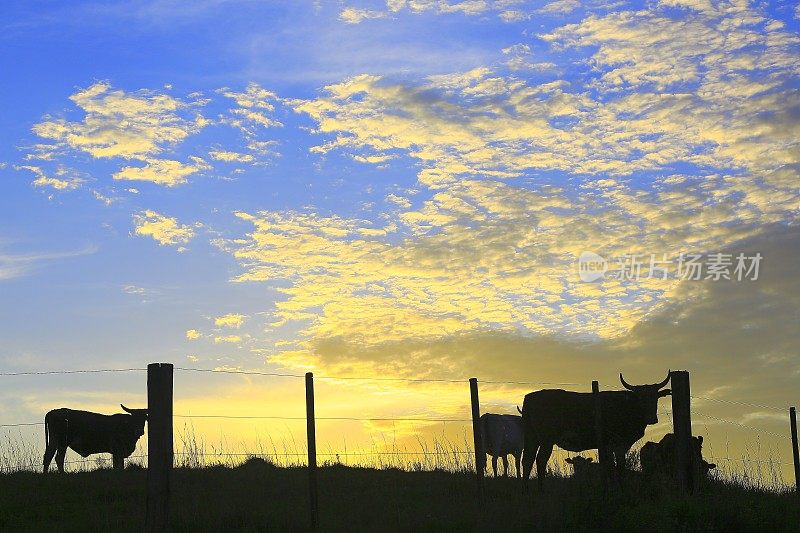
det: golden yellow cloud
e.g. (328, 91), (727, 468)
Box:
(114, 157), (207, 187)
(31, 82), (207, 186)
(209, 151), (254, 163)
(214, 314), (247, 328)
(33, 82), (205, 159)
(16, 165), (82, 190)
(258, 0), (797, 359)
(339, 7), (386, 23)
(214, 335), (243, 344)
(133, 210), (196, 246)
(218, 83), (282, 134)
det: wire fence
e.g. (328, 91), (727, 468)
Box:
(691, 395), (787, 413)
(174, 414), (472, 422)
(0, 365), (796, 491)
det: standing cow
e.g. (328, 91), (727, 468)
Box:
(479, 413), (523, 477)
(43, 405), (148, 473)
(520, 372), (672, 487)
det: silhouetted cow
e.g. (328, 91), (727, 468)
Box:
(640, 433), (716, 481)
(43, 405), (148, 473)
(565, 455), (599, 478)
(480, 413), (523, 477)
(520, 372), (671, 487)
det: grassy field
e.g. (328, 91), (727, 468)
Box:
(1, 459), (797, 532)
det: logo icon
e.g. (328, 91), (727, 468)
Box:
(578, 251), (607, 282)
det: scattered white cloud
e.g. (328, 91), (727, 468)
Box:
(92, 190), (115, 205)
(122, 285), (146, 295)
(0, 245), (97, 280)
(339, 7), (386, 23)
(501, 43), (556, 71)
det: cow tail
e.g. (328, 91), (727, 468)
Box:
(44, 414), (49, 449)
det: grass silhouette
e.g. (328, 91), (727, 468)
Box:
(1, 459), (797, 531)
(1, 427), (796, 530)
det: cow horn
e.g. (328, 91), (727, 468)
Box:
(121, 404), (132, 414)
(656, 371), (671, 389)
(619, 373), (634, 390)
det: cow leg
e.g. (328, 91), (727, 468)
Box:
(514, 453), (522, 479)
(611, 446), (629, 487)
(613, 447), (628, 475)
(55, 446), (67, 473)
(522, 445), (538, 482)
(502, 455), (509, 477)
(113, 454), (124, 471)
(43, 443), (57, 473)
(536, 444), (554, 489)
(521, 422), (539, 483)
(491, 455), (498, 477)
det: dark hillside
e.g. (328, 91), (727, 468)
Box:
(1, 461), (796, 532)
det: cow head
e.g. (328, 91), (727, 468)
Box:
(566, 456), (595, 475)
(619, 372), (672, 424)
(121, 404), (148, 437)
(701, 460), (717, 475)
(565, 456), (594, 466)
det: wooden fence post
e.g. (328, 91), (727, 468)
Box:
(790, 406), (799, 492)
(592, 380), (610, 488)
(670, 370), (694, 494)
(469, 377), (484, 497)
(146, 362), (173, 533)
(305, 372), (319, 530)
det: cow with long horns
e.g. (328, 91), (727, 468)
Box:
(43, 405), (148, 473)
(520, 372), (672, 487)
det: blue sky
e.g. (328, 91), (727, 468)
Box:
(1, 0), (799, 476)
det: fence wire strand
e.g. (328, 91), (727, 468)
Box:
(0, 368), (145, 376)
(0, 365), (583, 387)
(5, 455), (147, 472)
(173, 367), (580, 386)
(692, 395), (787, 413)
(174, 451), (472, 457)
(174, 414), (471, 422)
(693, 411), (787, 439)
